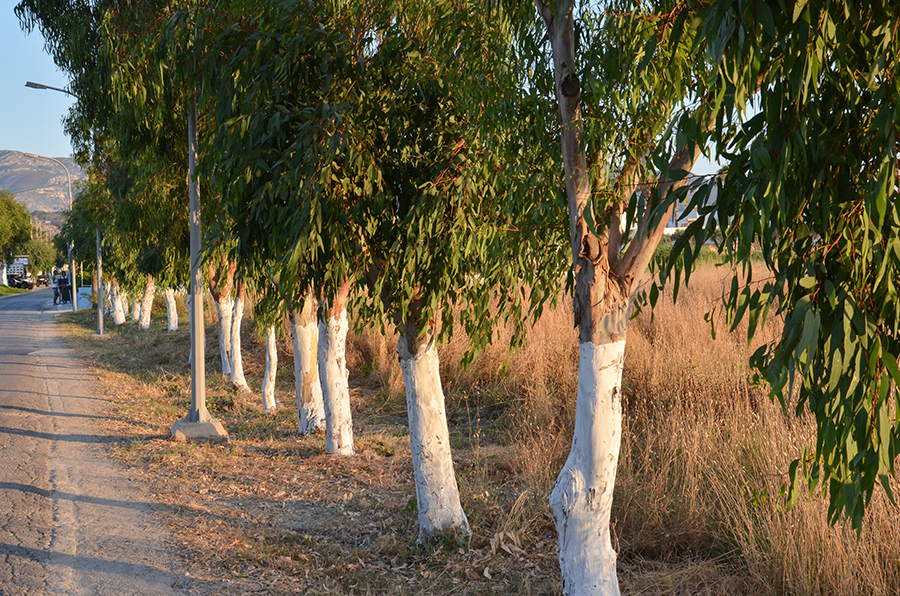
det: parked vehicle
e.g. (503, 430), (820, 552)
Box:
(35, 273), (50, 287)
(6, 273), (34, 290)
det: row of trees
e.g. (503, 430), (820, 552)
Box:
(0, 189), (57, 284)
(16, 0), (899, 594)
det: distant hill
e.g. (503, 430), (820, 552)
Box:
(0, 150), (85, 213)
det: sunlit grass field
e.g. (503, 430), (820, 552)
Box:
(60, 262), (900, 595)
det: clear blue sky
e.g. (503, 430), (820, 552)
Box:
(0, 6), (722, 174)
(0, 6), (76, 159)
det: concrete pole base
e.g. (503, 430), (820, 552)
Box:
(170, 419), (229, 444)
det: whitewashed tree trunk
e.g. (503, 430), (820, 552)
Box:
(111, 283), (127, 326)
(291, 297), (325, 434)
(261, 325), (278, 414)
(164, 288), (179, 331)
(229, 285), (251, 393)
(319, 298), (353, 455)
(535, 1), (700, 592)
(101, 279), (112, 317)
(130, 296), (141, 325)
(398, 326), (469, 538)
(139, 275), (155, 330)
(215, 294), (234, 377)
(1, 261), (7, 286)
(550, 338), (627, 596)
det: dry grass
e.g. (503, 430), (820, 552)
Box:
(58, 263), (900, 596)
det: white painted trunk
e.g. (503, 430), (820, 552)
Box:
(318, 309), (353, 455)
(215, 295), (234, 377)
(111, 284), (127, 326)
(261, 325), (278, 414)
(0, 262), (6, 286)
(291, 303), (325, 435)
(101, 279), (112, 317)
(229, 293), (251, 393)
(130, 296), (141, 324)
(398, 334), (469, 538)
(550, 340), (626, 596)
(139, 275), (155, 330)
(164, 288), (179, 332)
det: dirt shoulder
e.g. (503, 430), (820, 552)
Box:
(58, 310), (562, 596)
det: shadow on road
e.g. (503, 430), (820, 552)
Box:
(0, 542), (230, 592)
(0, 403), (124, 422)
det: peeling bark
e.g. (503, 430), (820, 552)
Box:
(139, 275), (155, 330)
(550, 339), (626, 596)
(209, 259), (236, 378)
(111, 283), (127, 326)
(230, 282), (251, 393)
(291, 295), (325, 435)
(131, 296), (141, 325)
(165, 288), (179, 332)
(261, 325), (278, 415)
(535, 1), (702, 593)
(398, 322), (469, 539)
(101, 279), (112, 317)
(319, 282), (353, 455)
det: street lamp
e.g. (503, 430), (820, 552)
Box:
(25, 80), (103, 333)
(25, 81), (72, 95)
(23, 152), (77, 314)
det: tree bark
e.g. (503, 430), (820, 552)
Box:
(101, 279), (112, 317)
(261, 325), (277, 414)
(139, 274), (155, 330)
(111, 282), (127, 326)
(230, 282), (251, 393)
(164, 288), (179, 332)
(550, 336), (627, 596)
(215, 295), (234, 377)
(535, 2), (701, 593)
(398, 321), (470, 539)
(130, 296), (141, 325)
(0, 262), (6, 286)
(291, 294), (325, 434)
(319, 281), (353, 455)
(208, 259), (236, 378)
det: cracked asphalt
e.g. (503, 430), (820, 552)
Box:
(0, 288), (203, 595)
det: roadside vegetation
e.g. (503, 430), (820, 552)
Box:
(58, 262), (900, 596)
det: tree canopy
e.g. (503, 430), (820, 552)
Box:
(670, 0), (900, 530)
(0, 190), (32, 264)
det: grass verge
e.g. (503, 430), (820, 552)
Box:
(57, 266), (900, 596)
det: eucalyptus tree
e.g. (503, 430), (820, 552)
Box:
(527, 0), (716, 592)
(200, 0), (565, 537)
(102, 156), (190, 331)
(16, 0), (110, 163)
(23, 238), (57, 275)
(0, 191), (32, 285)
(668, 0), (900, 532)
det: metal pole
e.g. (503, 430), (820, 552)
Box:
(24, 153), (75, 311)
(188, 98), (209, 423)
(96, 229), (104, 335)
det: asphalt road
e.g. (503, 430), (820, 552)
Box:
(0, 288), (208, 595)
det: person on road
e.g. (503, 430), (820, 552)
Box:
(51, 270), (59, 305)
(58, 272), (69, 304)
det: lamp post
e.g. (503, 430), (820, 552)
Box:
(25, 81), (103, 333)
(23, 152), (77, 314)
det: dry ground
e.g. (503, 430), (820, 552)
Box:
(57, 265), (900, 596)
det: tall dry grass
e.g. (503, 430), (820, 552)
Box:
(346, 263), (900, 595)
(101, 262), (899, 595)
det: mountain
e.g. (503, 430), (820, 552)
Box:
(0, 150), (85, 214)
